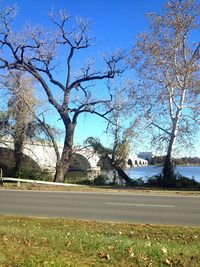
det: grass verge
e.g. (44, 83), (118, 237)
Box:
(1, 182), (200, 196)
(0, 216), (199, 266)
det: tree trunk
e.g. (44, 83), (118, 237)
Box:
(162, 135), (176, 187)
(13, 150), (23, 177)
(113, 164), (134, 185)
(53, 121), (75, 183)
(163, 154), (175, 187)
(13, 131), (25, 177)
(105, 154), (133, 185)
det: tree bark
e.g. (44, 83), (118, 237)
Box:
(163, 154), (175, 187)
(13, 124), (27, 177)
(113, 164), (134, 185)
(13, 149), (23, 176)
(162, 106), (183, 187)
(162, 135), (176, 187)
(53, 121), (75, 183)
(104, 155), (133, 185)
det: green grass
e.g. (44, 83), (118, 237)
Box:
(0, 216), (199, 266)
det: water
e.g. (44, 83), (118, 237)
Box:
(125, 165), (200, 182)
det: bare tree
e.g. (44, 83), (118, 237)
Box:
(130, 0), (200, 187)
(0, 71), (36, 175)
(86, 85), (140, 185)
(0, 71), (61, 177)
(0, 6), (125, 182)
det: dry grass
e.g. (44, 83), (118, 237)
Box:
(1, 182), (200, 196)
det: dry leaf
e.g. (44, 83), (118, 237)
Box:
(128, 248), (134, 257)
(161, 247), (168, 254)
(144, 234), (150, 240)
(99, 252), (111, 260)
(165, 258), (172, 266)
(145, 241), (151, 247)
(108, 245), (114, 250)
(66, 240), (71, 246)
(139, 254), (148, 261)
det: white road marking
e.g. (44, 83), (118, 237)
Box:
(106, 202), (176, 208)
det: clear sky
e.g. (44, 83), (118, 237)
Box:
(3, 0), (200, 157)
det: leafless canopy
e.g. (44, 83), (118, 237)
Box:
(131, 0), (200, 154)
(0, 5), (126, 181)
(0, 6), (125, 124)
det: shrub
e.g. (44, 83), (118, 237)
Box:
(147, 173), (200, 189)
(175, 174), (200, 189)
(17, 168), (52, 181)
(147, 174), (164, 187)
(93, 174), (109, 185)
(75, 179), (93, 185)
(129, 178), (145, 186)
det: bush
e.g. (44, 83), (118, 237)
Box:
(75, 179), (93, 185)
(65, 171), (93, 185)
(175, 174), (200, 189)
(147, 173), (200, 189)
(17, 168), (52, 181)
(129, 178), (145, 187)
(0, 163), (14, 177)
(147, 174), (164, 187)
(93, 174), (109, 185)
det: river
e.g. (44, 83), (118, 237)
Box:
(125, 165), (200, 182)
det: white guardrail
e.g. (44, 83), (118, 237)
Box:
(0, 177), (82, 187)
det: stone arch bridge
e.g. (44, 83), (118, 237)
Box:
(127, 157), (148, 167)
(0, 139), (148, 172)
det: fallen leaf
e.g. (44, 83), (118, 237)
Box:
(144, 234), (150, 240)
(145, 241), (151, 247)
(66, 240), (71, 246)
(99, 252), (110, 260)
(165, 258), (172, 266)
(128, 248), (134, 257)
(161, 247), (168, 254)
(139, 254), (148, 261)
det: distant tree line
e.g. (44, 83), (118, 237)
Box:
(153, 156), (200, 166)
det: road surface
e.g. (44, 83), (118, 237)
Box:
(0, 190), (200, 226)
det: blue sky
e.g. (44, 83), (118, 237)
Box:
(4, 0), (200, 156)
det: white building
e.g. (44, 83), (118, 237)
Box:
(137, 152), (154, 161)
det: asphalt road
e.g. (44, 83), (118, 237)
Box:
(0, 190), (200, 226)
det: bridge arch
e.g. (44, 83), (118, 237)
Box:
(69, 153), (91, 171)
(0, 147), (40, 175)
(126, 157), (148, 167)
(127, 159), (133, 167)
